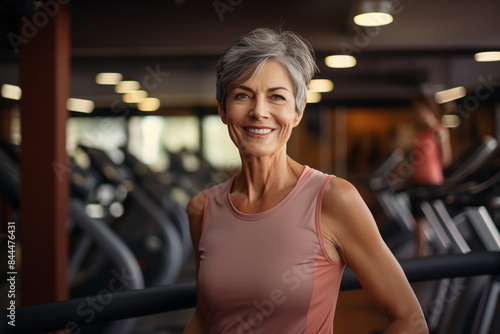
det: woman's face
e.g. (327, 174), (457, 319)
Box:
(219, 60), (303, 159)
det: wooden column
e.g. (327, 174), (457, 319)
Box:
(19, 2), (70, 309)
(0, 104), (13, 233)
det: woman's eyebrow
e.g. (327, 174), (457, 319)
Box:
(232, 85), (290, 93)
(268, 87), (290, 92)
(232, 85), (253, 92)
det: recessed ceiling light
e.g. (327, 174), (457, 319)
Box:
(354, 12), (393, 26)
(96, 72), (123, 85)
(307, 91), (322, 103)
(67, 98), (95, 113)
(138, 97), (161, 111)
(474, 51), (500, 62)
(309, 79), (334, 93)
(325, 55), (357, 68)
(434, 86), (466, 104)
(441, 115), (461, 128)
(1, 84), (22, 100)
(123, 90), (148, 103)
(115, 81), (140, 94)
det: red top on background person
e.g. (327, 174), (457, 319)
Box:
(412, 98), (453, 185)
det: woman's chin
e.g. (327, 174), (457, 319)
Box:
(239, 151), (270, 160)
(237, 146), (286, 161)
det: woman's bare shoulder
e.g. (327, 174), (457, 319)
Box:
(321, 176), (378, 242)
(187, 189), (210, 238)
(322, 176), (361, 207)
(187, 189), (208, 217)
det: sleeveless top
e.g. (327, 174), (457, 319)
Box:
(198, 166), (345, 334)
(412, 127), (444, 185)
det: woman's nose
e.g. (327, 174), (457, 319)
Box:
(249, 96), (270, 120)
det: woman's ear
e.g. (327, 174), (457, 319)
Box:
(293, 101), (307, 127)
(217, 102), (227, 124)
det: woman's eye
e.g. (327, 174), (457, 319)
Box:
(271, 94), (285, 101)
(235, 93), (250, 99)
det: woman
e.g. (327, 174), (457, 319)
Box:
(411, 97), (452, 257)
(183, 28), (427, 333)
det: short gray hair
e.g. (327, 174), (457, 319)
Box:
(216, 28), (318, 114)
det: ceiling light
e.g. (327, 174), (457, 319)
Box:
(441, 115), (461, 128)
(123, 90), (148, 103)
(474, 51), (500, 62)
(138, 97), (161, 111)
(1, 84), (22, 100)
(434, 86), (466, 104)
(306, 91), (322, 103)
(309, 79), (334, 93)
(115, 80), (140, 94)
(325, 55), (357, 68)
(354, 13), (393, 26)
(95, 72), (123, 85)
(67, 98), (95, 113)
(354, 1), (394, 27)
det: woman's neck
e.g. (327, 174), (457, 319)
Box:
(233, 150), (303, 202)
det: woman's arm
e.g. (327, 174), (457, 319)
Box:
(321, 177), (428, 334)
(435, 125), (453, 168)
(182, 190), (211, 334)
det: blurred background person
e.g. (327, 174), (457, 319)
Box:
(410, 96), (452, 257)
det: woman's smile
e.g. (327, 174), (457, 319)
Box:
(243, 126), (275, 137)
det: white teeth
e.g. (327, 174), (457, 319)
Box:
(246, 128), (272, 135)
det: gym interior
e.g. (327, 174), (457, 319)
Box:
(1, 1), (500, 333)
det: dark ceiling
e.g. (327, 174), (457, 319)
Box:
(1, 0), (500, 110)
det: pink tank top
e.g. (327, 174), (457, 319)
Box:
(198, 166), (345, 334)
(412, 128), (444, 185)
